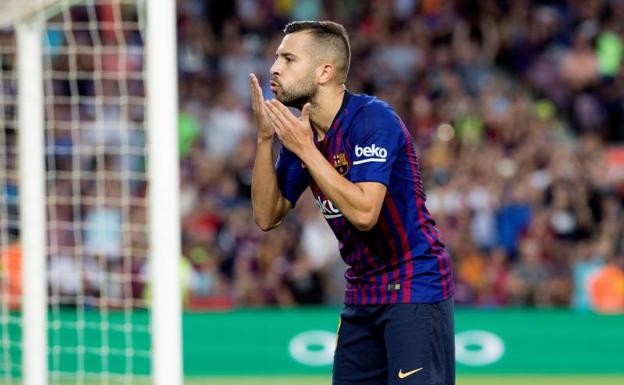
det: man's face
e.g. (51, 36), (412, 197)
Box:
(269, 32), (318, 108)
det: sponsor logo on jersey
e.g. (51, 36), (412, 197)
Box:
(332, 152), (349, 176)
(315, 195), (342, 219)
(353, 144), (387, 165)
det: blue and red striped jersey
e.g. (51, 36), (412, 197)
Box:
(275, 91), (454, 304)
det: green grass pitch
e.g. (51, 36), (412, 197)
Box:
(38, 375), (624, 384)
(183, 376), (624, 385)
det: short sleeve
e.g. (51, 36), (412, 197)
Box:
(347, 106), (404, 186)
(275, 145), (309, 207)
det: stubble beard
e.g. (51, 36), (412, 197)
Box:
(274, 75), (317, 110)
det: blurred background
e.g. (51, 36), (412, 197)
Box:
(174, 0), (624, 312)
(1, 0), (624, 384)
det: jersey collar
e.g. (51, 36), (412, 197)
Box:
(314, 89), (351, 143)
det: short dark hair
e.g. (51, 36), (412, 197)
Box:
(283, 21), (351, 83)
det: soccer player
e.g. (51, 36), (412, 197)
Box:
(250, 21), (454, 385)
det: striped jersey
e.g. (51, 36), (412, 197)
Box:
(275, 91), (454, 304)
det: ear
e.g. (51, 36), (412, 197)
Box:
(317, 63), (335, 85)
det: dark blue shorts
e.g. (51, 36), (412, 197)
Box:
(333, 298), (455, 385)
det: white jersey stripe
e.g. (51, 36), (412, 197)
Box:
(353, 158), (387, 165)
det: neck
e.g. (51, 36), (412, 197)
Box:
(309, 85), (346, 140)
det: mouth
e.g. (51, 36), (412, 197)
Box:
(270, 81), (279, 92)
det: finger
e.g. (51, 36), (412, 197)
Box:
(249, 73), (265, 112)
(270, 111), (284, 141)
(273, 123), (284, 142)
(262, 104), (280, 130)
(249, 74), (260, 112)
(265, 100), (290, 128)
(269, 99), (299, 125)
(252, 74), (265, 100)
(301, 103), (311, 122)
(264, 102), (284, 129)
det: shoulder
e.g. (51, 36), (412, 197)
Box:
(348, 93), (404, 137)
(350, 93), (396, 119)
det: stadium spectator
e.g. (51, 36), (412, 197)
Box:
(3, 0), (624, 311)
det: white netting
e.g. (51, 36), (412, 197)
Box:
(1, 1), (153, 384)
(0, 29), (22, 383)
(0, 1), (64, 29)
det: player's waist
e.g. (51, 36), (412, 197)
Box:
(343, 282), (453, 305)
(343, 251), (451, 279)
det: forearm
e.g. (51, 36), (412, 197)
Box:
(261, 98), (384, 230)
(251, 138), (289, 230)
(300, 147), (379, 230)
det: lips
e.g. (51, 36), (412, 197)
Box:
(270, 81), (279, 91)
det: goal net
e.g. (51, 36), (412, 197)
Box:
(0, 1), (181, 384)
(0, 23), (22, 383)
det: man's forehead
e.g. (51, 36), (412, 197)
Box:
(276, 31), (314, 54)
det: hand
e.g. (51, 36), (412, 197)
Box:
(249, 73), (274, 141)
(264, 99), (314, 159)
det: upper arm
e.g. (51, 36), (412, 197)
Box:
(347, 105), (404, 187)
(346, 104), (403, 231)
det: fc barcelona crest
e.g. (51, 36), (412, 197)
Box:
(333, 153), (349, 176)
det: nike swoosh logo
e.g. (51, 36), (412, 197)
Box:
(398, 368), (423, 379)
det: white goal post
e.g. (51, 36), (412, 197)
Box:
(0, 1), (182, 384)
(145, 0), (183, 384)
(17, 19), (47, 385)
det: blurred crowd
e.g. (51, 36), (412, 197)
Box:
(175, 0), (624, 311)
(2, 0), (624, 312)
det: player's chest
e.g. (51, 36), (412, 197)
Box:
(308, 134), (352, 221)
(314, 133), (352, 178)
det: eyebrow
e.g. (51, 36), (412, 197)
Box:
(275, 51), (298, 58)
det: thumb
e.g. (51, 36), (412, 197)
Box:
(301, 103), (311, 122)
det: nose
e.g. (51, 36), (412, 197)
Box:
(270, 59), (280, 77)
